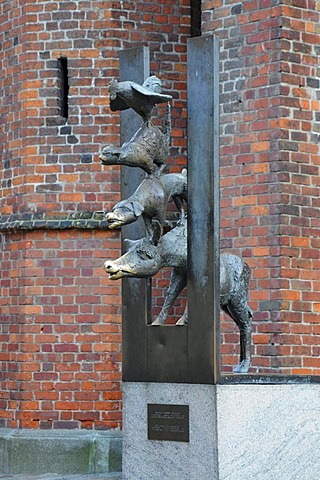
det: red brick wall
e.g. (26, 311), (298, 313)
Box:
(1, 230), (122, 429)
(1, 0), (320, 432)
(278, 0), (320, 373)
(203, 0), (320, 373)
(0, 0), (189, 429)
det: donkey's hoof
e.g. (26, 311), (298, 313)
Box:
(151, 318), (164, 326)
(176, 317), (187, 326)
(233, 360), (250, 374)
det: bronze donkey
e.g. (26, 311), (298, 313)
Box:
(104, 220), (253, 374)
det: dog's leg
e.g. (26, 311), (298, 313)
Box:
(173, 196), (185, 224)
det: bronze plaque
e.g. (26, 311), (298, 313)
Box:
(147, 404), (189, 442)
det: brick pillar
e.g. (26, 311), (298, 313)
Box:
(203, 1), (320, 373)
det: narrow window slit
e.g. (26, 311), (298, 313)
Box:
(58, 57), (69, 119)
(190, 0), (201, 37)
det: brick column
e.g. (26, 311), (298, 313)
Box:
(203, 0), (320, 373)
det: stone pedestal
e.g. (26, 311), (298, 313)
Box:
(217, 384), (320, 480)
(123, 383), (320, 480)
(122, 383), (218, 480)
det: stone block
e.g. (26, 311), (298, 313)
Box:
(122, 383), (320, 480)
(0, 429), (122, 475)
(217, 384), (320, 480)
(122, 382), (218, 480)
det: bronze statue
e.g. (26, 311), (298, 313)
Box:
(104, 220), (253, 374)
(109, 76), (172, 122)
(100, 76), (172, 177)
(105, 170), (187, 235)
(101, 74), (253, 374)
(100, 122), (169, 176)
(158, 169), (187, 223)
(105, 176), (167, 236)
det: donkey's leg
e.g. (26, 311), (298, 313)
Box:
(152, 268), (187, 325)
(236, 319), (252, 374)
(176, 302), (188, 325)
(224, 263), (253, 373)
(224, 299), (252, 373)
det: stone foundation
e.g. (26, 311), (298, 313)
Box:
(123, 382), (320, 480)
(0, 429), (122, 476)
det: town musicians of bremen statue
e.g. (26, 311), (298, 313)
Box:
(101, 75), (253, 374)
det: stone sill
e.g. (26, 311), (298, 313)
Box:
(0, 212), (109, 233)
(0, 428), (122, 476)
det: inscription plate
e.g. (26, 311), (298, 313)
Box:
(147, 404), (189, 442)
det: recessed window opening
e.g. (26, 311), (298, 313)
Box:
(58, 57), (69, 119)
(190, 0), (201, 37)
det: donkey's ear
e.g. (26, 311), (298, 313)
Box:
(151, 220), (163, 246)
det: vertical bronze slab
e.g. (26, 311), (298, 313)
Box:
(187, 36), (220, 384)
(121, 37), (220, 384)
(120, 47), (150, 381)
(146, 326), (188, 383)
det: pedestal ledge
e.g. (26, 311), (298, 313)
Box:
(0, 428), (122, 476)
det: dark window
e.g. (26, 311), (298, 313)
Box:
(58, 57), (69, 119)
(190, 0), (201, 37)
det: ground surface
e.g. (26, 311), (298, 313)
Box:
(0, 475), (121, 480)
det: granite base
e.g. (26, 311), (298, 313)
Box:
(123, 382), (320, 480)
(122, 383), (218, 480)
